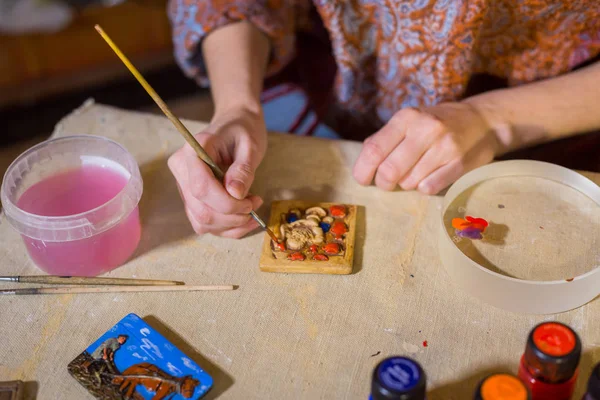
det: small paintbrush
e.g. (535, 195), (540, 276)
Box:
(0, 276), (184, 286)
(94, 25), (280, 244)
(0, 285), (236, 295)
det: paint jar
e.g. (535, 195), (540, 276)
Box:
(583, 363), (600, 400)
(473, 373), (530, 400)
(1, 135), (143, 276)
(517, 322), (581, 400)
(370, 356), (426, 400)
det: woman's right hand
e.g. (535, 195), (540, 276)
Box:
(168, 106), (267, 238)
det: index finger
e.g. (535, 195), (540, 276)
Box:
(185, 150), (254, 215)
(353, 122), (406, 186)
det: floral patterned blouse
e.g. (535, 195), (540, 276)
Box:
(168, 0), (600, 128)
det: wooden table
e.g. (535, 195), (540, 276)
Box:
(1, 102), (599, 399)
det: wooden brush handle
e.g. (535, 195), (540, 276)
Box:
(7, 276), (184, 286)
(0, 285), (236, 295)
(94, 24), (277, 241)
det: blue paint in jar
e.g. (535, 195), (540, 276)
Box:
(584, 363), (600, 400)
(370, 356), (426, 400)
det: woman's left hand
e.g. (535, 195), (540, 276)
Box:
(352, 102), (501, 195)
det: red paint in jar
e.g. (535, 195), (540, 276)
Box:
(532, 322), (576, 356)
(517, 322), (581, 400)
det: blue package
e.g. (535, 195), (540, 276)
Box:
(68, 313), (213, 400)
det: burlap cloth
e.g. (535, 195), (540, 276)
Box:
(1, 101), (599, 399)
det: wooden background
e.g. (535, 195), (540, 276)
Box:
(0, 1), (173, 108)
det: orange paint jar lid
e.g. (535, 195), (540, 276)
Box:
(475, 374), (530, 400)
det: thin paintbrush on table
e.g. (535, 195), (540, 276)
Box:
(0, 285), (237, 295)
(0, 275), (184, 286)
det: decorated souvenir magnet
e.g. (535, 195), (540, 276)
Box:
(68, 313), (213, 400)
(0, 380), (23, 400)
(259, 201), (358, 274)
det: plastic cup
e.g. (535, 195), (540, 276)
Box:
(1, 135), (143, 276)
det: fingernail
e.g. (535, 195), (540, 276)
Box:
(418, 181), (432, 194)
(401, 179), (414, 190)
(227, 180), (246, 199)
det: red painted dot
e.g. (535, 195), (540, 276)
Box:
(330, 205), (346, 217)
(323, 243), (341, 255)
(313, 254), (329, 261)
(308, 245), (319, 253)
(288, 252), (306, 261)
(330, 221), (348, 239)
(422, 341), (428, 347)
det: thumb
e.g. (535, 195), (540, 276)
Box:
(224, 137), (260, 200)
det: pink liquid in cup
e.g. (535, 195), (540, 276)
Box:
(16, 165), (141, 276)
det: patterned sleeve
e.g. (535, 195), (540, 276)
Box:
(168, 0), (302, 87)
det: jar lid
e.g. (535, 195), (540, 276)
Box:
(371, 356), (426, 400)
(524, 322), (581, 383)
(586, 363), (600, 399)
(474, 373), (530, 400)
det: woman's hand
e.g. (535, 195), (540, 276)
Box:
(168, 106), (267, 238)
(353, 102), (501, 195)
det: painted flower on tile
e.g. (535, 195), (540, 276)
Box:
(274, 204), (351, 261)
(452, 216), (488, 240)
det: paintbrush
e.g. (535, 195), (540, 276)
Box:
(0, 275), (184, 286)
(94, 25), (280, 245)
(0, 285), (236, 295)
